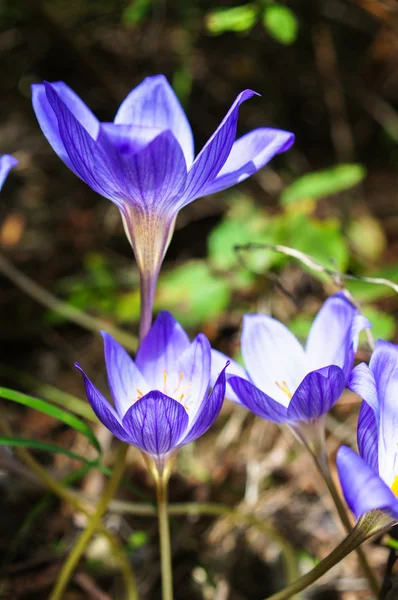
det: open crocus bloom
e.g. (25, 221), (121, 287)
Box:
(32, 76), (294, 337)
(337, 340), (398, 521)
(212, 293), (370, 426)
(0, 155), (18, 190)
(76, 312), (227, 470)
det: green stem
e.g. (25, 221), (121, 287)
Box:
(265, 511), (394, 600)
(156, 473), (174, 600)
(313, 449), (380, 596)
(49, 443), (130, 600)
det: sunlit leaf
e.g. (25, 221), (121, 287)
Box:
(348, 214), (386, 262)
(281, 164), (366, 206)
(206, 4), (258, 35)
(155, 260), (231, 326)
(263, 4), (298, 45)
(0, 387), (101, 454)
(362, 306), (396, 341)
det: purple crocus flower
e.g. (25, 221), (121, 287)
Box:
(337, 340), (398, 521)
(31, 76), (294, 338)
(212, 293), (370, 430)
(76, 311), (227, 471)
(0, 155), (18, 190)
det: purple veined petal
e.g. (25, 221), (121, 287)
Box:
(181, 90), (257, 206)
(357, 400), (378, 471)
(179, 363), (227, 445)
(306, 293), (359, 375)
(349, 363), (379, 418)
(122, 390), (189, 458)
(75, 363), (133, 443)
(114, 75), (195, 167)
(99, 124), (187, 212)
(228, 376), (288, 423)
(101, 332), (149, 418)
(175, 334), (211, 425)
(200, 128), (294, 196)
(135, 311), (191, 390)
(211, 348), (248, 404)
(43, 82), (127, 205)
(241, 314), (307, 407)
(287, 365), (346, 421)
(32, 82), (99, 174)
(0, 155), (18, 190)
(369, 341), (398, 488)
(336, 445), (398, 520)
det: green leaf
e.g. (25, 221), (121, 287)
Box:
(122, 0), (152, 25)
(206, 4), (258, 35)
(0, 436), (99, 465)
(348, 214), (386, 262)
(263, 4), (298, 45)
(128, 531), (149, 549)
(281, 164), (366, 206)
(362, 306), (396, 341)
(155, 261), (231, 326)
(0, 387), (101, 454)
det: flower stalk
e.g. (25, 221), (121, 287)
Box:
(49, 442), (130, 600)
(155, 467), (174, 600)
(265, 510), (394, 600)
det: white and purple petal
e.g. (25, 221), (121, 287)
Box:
(337, 445), (398, 520)
(180, 364), (227, 445)
(122, 391), (189, 458)
(75, 363), (134, 443)
(305, 293), (366, 377)
(349, 363), (379, 418)
(181, 90), (257, 205)
(287, 366), (346, 421)
(114, 75), (194, 167)
(211, 348), (247, 404)
(135, 311), (191, 390)
(101, 331), (148, 417)
(228, 376), (289, 423)
(357, 400), (378, 471)
(241, 314), (307, 406)
(0, 155), (18, 190)
(176, 334), (211, 424)
(200, 128), (294, 196)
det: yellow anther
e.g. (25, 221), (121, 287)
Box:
(173, 372), (184, 393)
(163, 369), (167, 393)
(392, 475), (398, 497)
(136, 388), (144, 399)
(275, 380), (292, 399)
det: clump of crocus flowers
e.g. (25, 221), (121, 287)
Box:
(2, 72), (397, 600)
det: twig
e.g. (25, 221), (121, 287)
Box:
(0, 253), (138, 352)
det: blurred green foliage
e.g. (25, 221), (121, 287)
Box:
(262, 3), (298, 45)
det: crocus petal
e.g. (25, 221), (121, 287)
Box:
(32, 82), (99, 173)
(75, 363), (133, 443)
(0, 155), (18, 190)
(180, 364), (227, 445)
(228, 376), (288, 423)
(211, 348), (248, 404)
(122, 391), (189, 457)
(306, 293), (363, 376)
(241, 314), (307, 407)
(200, 128), (294, 196)
(349, 363), (379, 418)
(176, 334), (211, 424)
(114, 75), (194, 167)
(101, 332), (148, 417)
(135, 311), (190, 390)
(370, 341), (398, 487)
(287, 366), (346, 421)
(181, 90), (257, 205)
(357, 400), (378, 471)
(337, 445), (398, 520)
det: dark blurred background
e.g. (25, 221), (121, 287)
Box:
(0, 0), (398, 598)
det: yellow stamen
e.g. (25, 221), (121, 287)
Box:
(136, 388), (144, 399)
(392, 475), (398, 497)
(173, 372), (184, 393)
(275, 380), (292, 399)
(163, 369), (167, 394)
